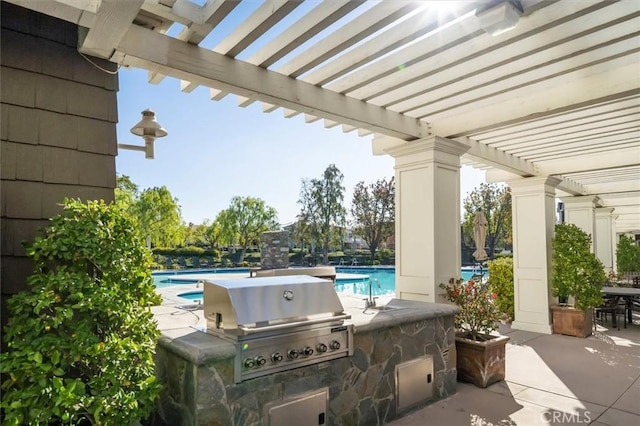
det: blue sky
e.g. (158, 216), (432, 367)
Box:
(115, 66), (485, 227)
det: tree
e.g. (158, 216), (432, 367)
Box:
(205, 220), (223, 249)
(215, 196), (279, 263)
(298, 164), (347, 264)
(136, 186), (184, 247)
(289, 218), (312, 251)
(114, 174), (139, 213)
(462, 183), (512, 260)
(616, 234), (640, 274)
(184, 220), (212, 247)
(351, 177), (395, 261)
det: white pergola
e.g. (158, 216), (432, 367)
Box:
(11, 0), (639, 332)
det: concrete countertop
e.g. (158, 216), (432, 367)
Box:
(152, 287), (458, 366)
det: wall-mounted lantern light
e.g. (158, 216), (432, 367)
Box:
(117, 109), (168, 159)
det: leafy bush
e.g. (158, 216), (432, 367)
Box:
(1, 199), (162, 425)
(616, 235), (640, 273)
(440, 278), (501, 341)
(153, 246), (209, 256)
(551, 223), (606, 310)
(488, 257), (514, 321)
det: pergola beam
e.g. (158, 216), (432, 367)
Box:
(117, 24), (431, 141)
(78, 0), (144, 59)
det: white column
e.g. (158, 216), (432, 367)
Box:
(509, 177), (561, 334)
(386, 137), (469, 303)
(595, 208), (617, 273)
(560, 195), (599, 252)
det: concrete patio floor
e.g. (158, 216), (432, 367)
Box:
(389, 314), (640, 426)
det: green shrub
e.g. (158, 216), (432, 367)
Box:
(551, 223), (606, 309)
(616, 235), (640, 273)
(487, 257), (514, 321)
(1, 199), (162, 425)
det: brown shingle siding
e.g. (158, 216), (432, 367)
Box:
(35, 73), (68, 113)
(1, 141), (17, 180)
(77, 151), (116, 188)
(1, 2), (118, 299)
(40, 184), (115, 218)
(77, 116), (117, 155)
(41, 38), (74, 80)
(1, 256), (35, 294)
(0, 28), (42, 72)
(73, 53), (119, 90)
(2, 180), (43, 219)
(15, 143), (43, 182)
(42, 146), (78, 184)
(1, 218), (48, 256)
(6, 104), (39, 144)
(67, 83), (117, 121)
(0, 66), (37, 107)
(39, 109), (77, 149)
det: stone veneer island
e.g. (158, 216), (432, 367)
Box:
(152, 296), (458, 425)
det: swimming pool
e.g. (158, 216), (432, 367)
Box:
(160, 266), (486, 301)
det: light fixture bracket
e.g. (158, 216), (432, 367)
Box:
(476, 0), (523, 37)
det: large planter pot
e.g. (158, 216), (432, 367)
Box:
(455, 333), (509, 388)
(551, 305), (593, 338)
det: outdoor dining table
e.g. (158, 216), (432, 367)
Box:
(601, 286), (640, 325)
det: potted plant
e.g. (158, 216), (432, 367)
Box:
(550, 223), (606, 337)
(1, 199), (162, 425)
(440, 278), (509, 388)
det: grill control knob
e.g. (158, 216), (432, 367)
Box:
(329, 340), (341, 350)
(255, 356), (267, 367)
(271, 352), (284, 363)
(287, 349), (299, 360)
(243, 358), (255, 369)
(316, 343), (328, 353)
(302, 346), (314, 356)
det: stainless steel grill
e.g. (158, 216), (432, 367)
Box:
(203, 275), (353, 383)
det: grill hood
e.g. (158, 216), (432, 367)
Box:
(203, 275), (346, 331)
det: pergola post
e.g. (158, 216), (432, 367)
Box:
(560, 195), (600, 252)
(386, 137), (469, 303)
(595, 208), (617, 273)
(508, 177), (561, 334)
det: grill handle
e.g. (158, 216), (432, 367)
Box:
(238, 314), (351, 335)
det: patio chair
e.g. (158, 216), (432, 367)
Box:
(593, 296), (626, 331)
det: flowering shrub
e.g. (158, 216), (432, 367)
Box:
(439, 278), (501, 341)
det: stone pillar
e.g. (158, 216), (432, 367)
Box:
(260, 231), (290, 270)
(560, 195), (599, 252)
(508, 177), (561, 334)
(386, 136), (469, 303)
(595, 208), (617, 273)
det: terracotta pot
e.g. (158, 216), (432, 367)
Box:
(455, 333), (509, 388)
(550, 305), (593, 338)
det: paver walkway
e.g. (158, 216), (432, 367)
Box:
(389, 316), (640, 426)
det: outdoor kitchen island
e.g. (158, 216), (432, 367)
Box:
(151, 276), (458, 426)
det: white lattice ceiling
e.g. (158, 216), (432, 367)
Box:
(10, 0), (640, 232)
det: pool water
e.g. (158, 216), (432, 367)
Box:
(160, 267), (486, 301)
(153, 268), (249, 288)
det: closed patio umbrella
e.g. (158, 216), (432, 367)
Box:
(473, 211), (489, 262)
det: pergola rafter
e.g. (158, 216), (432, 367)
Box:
(11, 0), (638, 233)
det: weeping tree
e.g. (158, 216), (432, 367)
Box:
(215, 196), (279, 263)
(298, 164), (347, 265)
(462, 183), (512, 260)
(136, 186), (185, 248)
(351, 177), (395, 261)
(115, 177), (185, 248)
